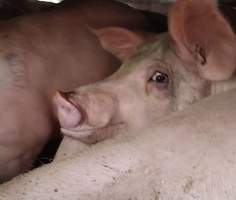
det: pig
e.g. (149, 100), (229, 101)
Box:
(0, 0), (149, 182)
(54, 0), (236, 144)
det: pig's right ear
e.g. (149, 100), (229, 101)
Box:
(169, 0), (236, 81)
(92, 27), (145, 61)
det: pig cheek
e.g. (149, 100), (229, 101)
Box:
(146, 83), (173, 111)
(146, 83), (171, 99)
(114, 83), (151, 129)
(117, 94), (146, 129)
(144, 84), (173, 118)
(83, 92), (118, 128)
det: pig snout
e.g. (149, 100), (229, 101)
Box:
(54, 90), (118, 142)
(54, 92), (82, 129)
(73, 91), (117, 128)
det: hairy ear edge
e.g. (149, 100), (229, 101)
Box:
(169, 0), (236, 81)
(90, 26), (146, 61)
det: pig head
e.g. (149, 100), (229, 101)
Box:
(55, 0), (236, 144)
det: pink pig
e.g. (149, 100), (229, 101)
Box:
(55, 0), (236, 144)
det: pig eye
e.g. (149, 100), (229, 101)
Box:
(149, 71), (169, 87)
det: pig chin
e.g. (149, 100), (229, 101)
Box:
(61, 124), (95, 141)
(61, 121), (127, 144)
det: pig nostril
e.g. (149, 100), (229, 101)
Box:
(58, 90), (76, 100)
(70, 101), (86, 125)
(54, 92), (83, 129)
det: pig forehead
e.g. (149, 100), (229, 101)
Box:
(122, 34), (175, 71)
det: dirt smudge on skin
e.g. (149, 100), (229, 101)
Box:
(183, 176), (194, 193)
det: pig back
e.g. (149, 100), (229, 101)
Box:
(0, 0), (149, 93)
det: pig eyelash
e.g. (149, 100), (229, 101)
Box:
(74, 122), (126, 133)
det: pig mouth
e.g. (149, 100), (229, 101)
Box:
(56, 93), (126, 143)
(60, 121), (126, 143)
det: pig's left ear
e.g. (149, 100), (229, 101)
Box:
(169, 0), (236, 81)
(92, 27), (145, 61)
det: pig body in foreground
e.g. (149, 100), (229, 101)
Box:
(55, 0), (236, 144)
(0, 0), (148, 182)
(2, 86), (236, 200)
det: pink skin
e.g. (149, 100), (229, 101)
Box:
(0, 0), (149, 182)
(54, 0), (236, 144)
(54, 92), (82, 130)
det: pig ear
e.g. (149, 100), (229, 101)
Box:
(53, 91), (82, 129)
(92, 27), (145, 61)
(169, 0), (236, 81)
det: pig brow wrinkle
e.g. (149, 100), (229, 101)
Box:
(169, 46), (181, 61)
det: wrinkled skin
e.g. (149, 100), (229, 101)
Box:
(0, 0), (149, 182)
(55, 0), (236, 144)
